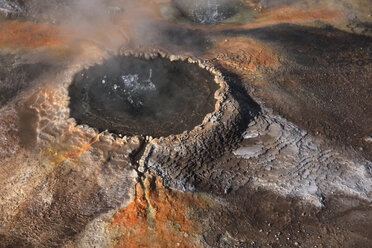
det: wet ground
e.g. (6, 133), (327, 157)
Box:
(223, 24), (372, 160)
(0, 0), (371, 247)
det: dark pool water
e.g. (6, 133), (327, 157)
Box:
(68, 55), (218, 137)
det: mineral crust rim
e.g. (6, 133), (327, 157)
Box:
(68, 50), (231, 141)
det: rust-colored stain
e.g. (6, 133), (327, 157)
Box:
(61, 142), (92, 159)
(205, 36), (278, 81)
(43, 139), (95, 165)
(0, 21), (66, 50)
(257, 6), (342, 24)
(111, 174), (209, 248)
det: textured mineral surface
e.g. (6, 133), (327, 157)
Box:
(0, 0), (371, 247)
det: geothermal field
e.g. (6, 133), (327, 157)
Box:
(0, 0), (371, 247)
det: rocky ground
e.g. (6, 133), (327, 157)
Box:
(0, 0), (371, 247)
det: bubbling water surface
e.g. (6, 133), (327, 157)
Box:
(68, 55), (218, 137)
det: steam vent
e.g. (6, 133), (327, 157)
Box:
(173, 0), (240, 24)
(168, 0), (257, 24)
(1, 0), (372, 248)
